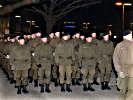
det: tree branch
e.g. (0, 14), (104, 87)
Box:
(56, 0), (101, 20)
(0, 0), (40, 16)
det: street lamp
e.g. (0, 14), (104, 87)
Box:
(0, 5), (3, 8)
(115, 2), (132, 31)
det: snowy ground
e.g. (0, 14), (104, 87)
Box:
(0, 67), (123, 100)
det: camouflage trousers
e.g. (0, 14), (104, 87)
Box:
(38, 63), (51, 85)
(28, 63), (38, 80)
(14, 69), (28, 86)
(98, 60), (112, 82)
(81, 65), (96, 84)
(71, 65), (81, 79)
(59, 65), (72, 84)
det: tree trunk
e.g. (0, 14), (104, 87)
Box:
(45, 16), (56, 34)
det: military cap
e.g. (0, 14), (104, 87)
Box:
(41, 33), (48, 38)
(18, 35), (24, 40)
(122, 29), (132, 36)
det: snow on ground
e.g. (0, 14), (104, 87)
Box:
(0, 67), (123, 100)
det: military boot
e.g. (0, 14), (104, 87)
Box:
(28, 76), (33, 83)
(54, 78), (59, 87)
(10, 78), (14, 84)
(17, 86), (21, 94)
(61, 84), (65, 92)
(76, 78), (81, 86)
(72, 78), (76, 85)
(45, 84), (51, 93)
(34, 80), (38, 87)
(66, 84), (72, 92)
(40, 84), (44, 93)
(88, 83), (95, 91)
(101, 82), (105, 90)
(104, 81), (111, 90)
(93, 78), (100, 85)
(83, 84), (88, 91)
(22, 85), (29, 93)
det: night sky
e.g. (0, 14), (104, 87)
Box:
(62, 0), (133, 33)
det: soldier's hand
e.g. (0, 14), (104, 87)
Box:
(37, 64), (41, 68)
(119, 72), (125, 78)
(6, 55), (10, 59)
(32, 53), (35, 56)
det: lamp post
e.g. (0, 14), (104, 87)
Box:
(115, 2), (132, 31)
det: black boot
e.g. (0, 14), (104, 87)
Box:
(10, 78), (14, 84)
(22, 85), (29, 93)
(83, 84), (88, 91)
(72, 78), (76, 85)
(66, 84), (72, 92)
(101, 82), (105, 90)
(45, 84), (51, 93)
(34, 80), (38, 87)
(61, 84), (65, 92)
(54, 79), (58, 87)
(28, 76), (33, 83)
(104, 81), (111, 90)
(40, 84), (44, 93)
(17, 86), (21, 94)
(76, 79), (81, 86)
(93, 78), (100, 85)
(88, 83), (95, 91)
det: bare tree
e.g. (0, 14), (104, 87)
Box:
(29, 0), (102, 33)
(0, 0), (40, 15)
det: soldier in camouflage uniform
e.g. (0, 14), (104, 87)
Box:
(91, 30), (100, 85)
(33, 34), (54, 93)
(55, 33), (75, 92)
(98, 32), (114, 90)
(49, 32), (61, 86)
(27, 33), (41, 87)
(71, 32), (83, 86)
(78, 34), (98, 92)
(9, 36), (31, 94)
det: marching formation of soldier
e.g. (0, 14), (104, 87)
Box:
(0, 29), (115, 95)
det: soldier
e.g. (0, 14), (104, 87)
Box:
(71, 32), (83, 86)
(55, 33), (75, 92)
(5, 36), (16, 84)
(27, 33), (41, 87)
(91, 30), (100, 85)
(49, 32), (61, 86)
(98, 31), (114, 90)
(113, 30), (133, 100)
(33, 34), (53, 93)
(78, 34), (97, 92)
(9, 36), (31, 94)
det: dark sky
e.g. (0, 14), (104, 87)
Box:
(62, 0), (133, 33)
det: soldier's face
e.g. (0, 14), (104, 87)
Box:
(36, 32), (41, 37)
(86, 37), (92, 42)
(103, 34), (109, 41)
(80, 35), (85, 40)
(19, 39), (25, 45)
(27, 35), (31, 39)
(11, 39), (15, 43)
(41, 37), (48, 43)
(72, 35), (76, 39)
(31, 34), (36, 39)
(91, 33), (96, 38)
(123, 33), (133, 41)
(49, 33), (54, 38)
(63, 35), (69, 40)
(75, 33), (80, 39)
(55, 32), (60, 38)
